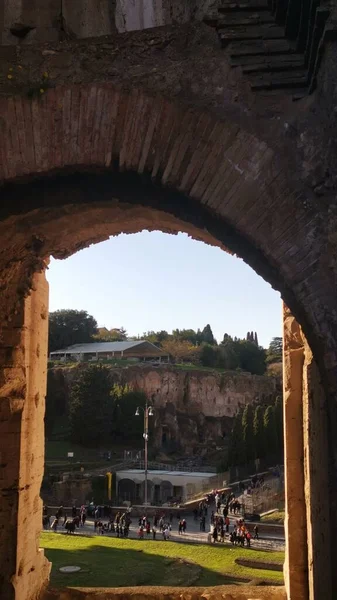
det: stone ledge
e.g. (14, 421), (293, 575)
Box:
(43, 585), (287, 600)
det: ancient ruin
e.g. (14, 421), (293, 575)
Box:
(47, 363), (276, 455)
(1, 1), (337, 599)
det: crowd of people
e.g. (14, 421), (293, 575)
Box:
(43, 489), (260, 549)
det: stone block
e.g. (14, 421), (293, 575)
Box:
(62, 0), (116, 39)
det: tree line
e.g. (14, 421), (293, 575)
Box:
(68, 365), (149, 446)
(48, 309), (282, 376)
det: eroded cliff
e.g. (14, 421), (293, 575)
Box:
(48, 364), (276, 456)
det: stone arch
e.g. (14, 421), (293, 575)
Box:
(140, 479), (154, 503)
(0, 76), (336, 600)
(160, 480), (173, 503)
(118, 478), (136, 502)
(0, 82), (335, 371)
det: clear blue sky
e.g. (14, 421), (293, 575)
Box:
(47, 232), (282, 348)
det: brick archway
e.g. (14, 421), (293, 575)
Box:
(0, 75), (336, 599)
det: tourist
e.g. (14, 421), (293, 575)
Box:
(220, 524), (225, 543)
(254, 525), (259, 540)
(225, 516), (230, 533)
(51, 517), (59, 532)
(72, 505), (77, 518)
(146, 521), (151, 536)
(56, 506), (63, 520)
(43, 514), (50, 530)
(182, 518), (187, 533)
(138, 526), (144, 539)
(210, 511), (215, 524)
(212, 526), (218, 543)
(81, 510), (86, 527)
(152, 525), (157, 540)
(246, 531), (251, 548)
(178, 520), (183, 535)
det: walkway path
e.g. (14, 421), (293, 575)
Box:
(46, 511), (285, 552)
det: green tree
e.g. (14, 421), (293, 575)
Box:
(217, 342), (240, 370)
(111, 389), (151, 440)
(236, 340), (266, 375)
(266, 337), (283, 363)
(143, 330), (169, 346)
(253, 404), (265, 459)
(69, 365), (112, 446)
(263, 405), (277, 456)
(94, 327), (128, 342)
(228, 412), (245, 467)
(49, 309), (98, 352)
(242, 404), (255, 464)
(172, 329), (198, 345)
(201, 324), (216, 345)
(45, 368), (68, 438)
(199, 343), (218, 367)
(274, 396), (284, 459)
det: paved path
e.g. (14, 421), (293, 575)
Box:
(46, 511), (285, 552)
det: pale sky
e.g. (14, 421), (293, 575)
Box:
(46, 231), (282, 348)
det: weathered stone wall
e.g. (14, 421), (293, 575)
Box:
(116, 0), (219, 33)
(283, 305), (332, 600)
(49, 364), (276, 453)
(0, 0), (217, 44)
(0, 269), (50, 600)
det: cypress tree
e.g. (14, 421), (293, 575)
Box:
(228, 412), (245, 467)
(201, 324), (216, 345)
(274, 396), (284, 459)
(242, 404), (255, 464)
(263, 405), (277, 458)
(253, 404), (265, 459)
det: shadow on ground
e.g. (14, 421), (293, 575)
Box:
(44, 543), (247, 588)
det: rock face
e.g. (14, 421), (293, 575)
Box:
(50, 365), (276, 455)
(0, 0), (216, 44)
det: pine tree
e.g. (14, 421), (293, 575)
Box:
(254, 332), (258, 346)
(253, 404), (265, 459)
(242, 404), (255, 464)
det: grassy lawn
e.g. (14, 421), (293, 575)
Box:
(260, 511), (285, 524)
(41, 532), (284, 588)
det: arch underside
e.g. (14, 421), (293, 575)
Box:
(0, 34), (336, 597)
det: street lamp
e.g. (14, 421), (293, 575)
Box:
(135, 401), (154, 510)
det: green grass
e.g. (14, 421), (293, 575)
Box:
(41, 532), (284, 588)
(260, 511), (285, 524)
(45, 440), (105, 461)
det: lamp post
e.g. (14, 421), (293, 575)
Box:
(135, 401), (154, 510)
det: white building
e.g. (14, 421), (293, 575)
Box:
(116, 468), (216, 504)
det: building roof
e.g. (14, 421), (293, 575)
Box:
(116, 469), (216, 478)
(50, 340), (163, 355)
